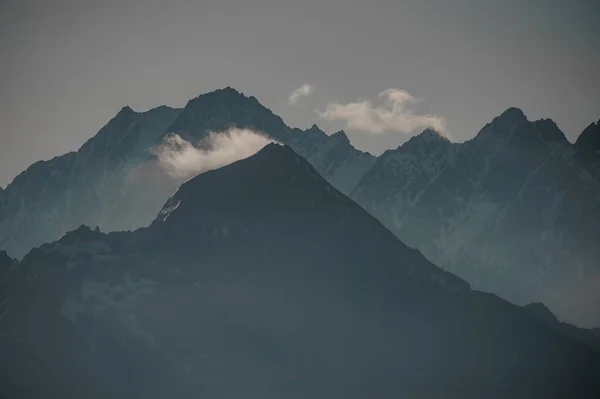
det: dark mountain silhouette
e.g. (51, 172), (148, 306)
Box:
(0, 104), (182, 258)
(575, 119), (600, 152)
(351, 109), (600, 327)
(0, 88), (373, 259)
(575, 119), (600, 177)
(0, 250), (16, 282)
(1, 89), (599, 328)
(1, 145), (599, 398)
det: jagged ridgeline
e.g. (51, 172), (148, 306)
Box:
(351, 110), (600, 327)
(1, 144), (599, 398)
(0, 87), (599, 328)
(0, 88), (374, 259)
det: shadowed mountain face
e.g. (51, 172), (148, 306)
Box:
(351, 110), (600, 327)
(523, 302), (600, 354)
(0, 251), (16, 281)
(1, 145), (599, 399)
(0, 105), (183, 258)
(575, 119), (600, 177)
(1, 88), (599, 329)
(0, 88), (373, 259)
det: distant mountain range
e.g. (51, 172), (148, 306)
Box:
(1, 144), (599, 398)
(0, 87), (599, 330)
(0, 87), (374, 259)
(352, 110), (600, 327)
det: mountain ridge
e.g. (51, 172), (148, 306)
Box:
(1, 88), (599, 328)
(2, 144), (599, 398)
(351, 108), (600, 326)
(0, 88), (374, 259)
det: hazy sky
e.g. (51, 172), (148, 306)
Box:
(1, 0), (599, 187)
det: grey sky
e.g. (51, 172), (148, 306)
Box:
(1, 0), (599, 187)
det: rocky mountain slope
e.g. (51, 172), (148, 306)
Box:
(575, 119), (600, 177)
(351, 108), (600, 326)
(0, 105), (182, 258)
(523, 302), (600, 354)
(1, 145), (598, 398)
(2, 88), (598, 328)
(0, 88), (373, 259)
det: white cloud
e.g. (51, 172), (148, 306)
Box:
(153, 128), (275, 180)
(288, 84), (315, 105)
(317, 88), (447, 136)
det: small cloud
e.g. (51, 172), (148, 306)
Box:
(153, 128), (275, 180)
(317, 88), (447, 136)
(288, 84), (315, 105)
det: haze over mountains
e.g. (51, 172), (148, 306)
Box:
(1, 87), (599, 328)
(352, 109), (600, 327)
(1, 143), (599, 398)
(0, 88), (374, 259)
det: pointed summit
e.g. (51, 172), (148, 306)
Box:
(307, 124), (322, 133)
(532, 118), (569, 144)
(117, 105), (136, 116)
(253, 142), (298, 161)
(497, 107), (528, 123)
(473, 107), (531, 141)
(184, 86), (248, 109)
(154, 143), (342, 227)
(330, 130), (350, 144)
(217, 86), (242, 96)
(392, 128), (451, 155)
(301, 124), (327, 141)
(169, 86), (291, 144)
(481, 107), (529, 134)
(575, 120), (600, 152)
(416, 128), (450, 143)
(198, 86), (243, 100)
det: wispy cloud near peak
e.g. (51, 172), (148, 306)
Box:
(153, 128), (274, 180)
(317, 88), (447, 136)
(288, 84), (315, 105)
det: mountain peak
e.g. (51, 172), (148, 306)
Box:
(307, 124), (322, 132)
(498, 107), (528, 122)
(206, 86), (243, 98)
(222, 85), (241, 94)
(392, 128), (451, 153)
(532, 118), (569, 144)
(117, 105), (136, 115)
(176, 142), (307, 191)
(575, 120), (600, 151)
(473, 107), (531, 141)
(330, 130), (350, 144)
(155, 143), (338, 226)
(301, 124), (327, 141)
(255, 142), (296, 158)
(186, 86), (247, 106)
(484, 107), (529, 132)
(169, 87), (291, 144)
(416, 128), (449, 143)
